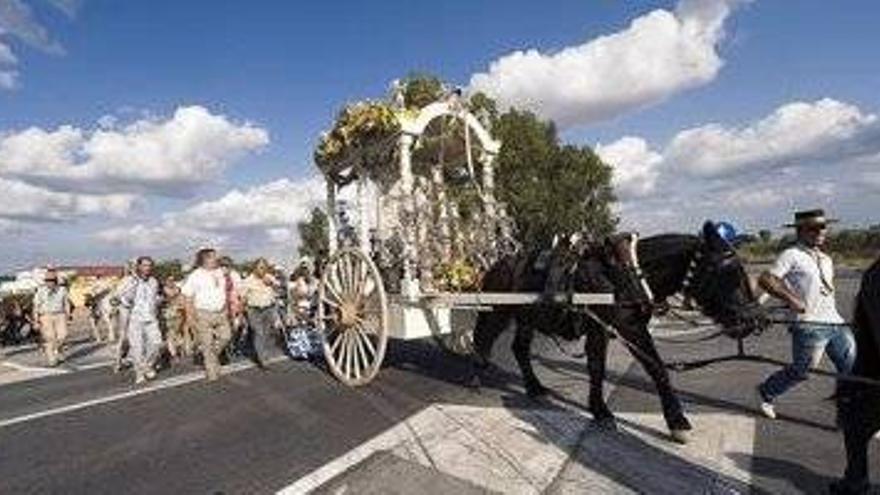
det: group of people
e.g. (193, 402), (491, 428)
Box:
(29, 248), (319, 384)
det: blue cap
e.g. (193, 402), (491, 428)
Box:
(715, 221), (738, 246)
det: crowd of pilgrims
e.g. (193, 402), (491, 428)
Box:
(3, 248), (323, 384)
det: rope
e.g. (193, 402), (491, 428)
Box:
(652, 328), (728, 344)
(578, 305), (880, 388)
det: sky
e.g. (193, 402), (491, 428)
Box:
(1, 0), (878, 272)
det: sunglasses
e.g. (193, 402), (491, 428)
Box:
(803, 224), (828, 233)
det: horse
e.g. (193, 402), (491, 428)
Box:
(832, 257), (880, 495)
(471, 221), (765, 443)
(85, 287), (119, 343)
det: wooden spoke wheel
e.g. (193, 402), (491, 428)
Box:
(317, 248), (389, 386)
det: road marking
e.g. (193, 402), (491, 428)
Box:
(0, 360), (69, 375)
(0, 355), (287, 429)
(67, 360), (116, 371)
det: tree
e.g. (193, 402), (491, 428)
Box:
(298, 207), (329, 260)
(153, 259), (183, 280)
(493, 109), (616, 249)
(758, 229), (773, 243)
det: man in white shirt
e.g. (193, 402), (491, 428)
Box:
(32, 269), (71, 366)
(756, 209), (855, 419)
(182, 248), (231, 381)
(117, 256), (162, 384)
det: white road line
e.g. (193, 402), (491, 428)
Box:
(0, 360), (69, 375)
(67, 360), (116, 371)
(0, 356), (287, 429)
(278, 418), (410, 494)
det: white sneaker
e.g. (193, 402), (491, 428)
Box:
(144, 369), (156, 380)
(756, 389), (776, 419)
(134, 374), (146, 385)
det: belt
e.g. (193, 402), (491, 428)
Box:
(247, 304), (275, 310)
(195, 308), (226, 314)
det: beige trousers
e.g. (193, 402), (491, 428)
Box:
(195, 310), (231, 381)
(38, 313), (68, 366)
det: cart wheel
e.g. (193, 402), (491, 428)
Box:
(317, 248), (389, 386)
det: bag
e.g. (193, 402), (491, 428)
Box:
(286, 324), (322, 360)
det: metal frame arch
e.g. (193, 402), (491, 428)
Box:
(399, 101), (500, 155)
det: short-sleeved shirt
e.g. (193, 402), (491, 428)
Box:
(181, 268), (227, 312)
(33, 285), (68, 315)
(241, 274), (277, 308)
(117, 276), (160, 322)
(768, 245), (844, 324)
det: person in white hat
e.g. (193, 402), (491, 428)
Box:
(31, 269), (71, 366)
(756, 209), (855, 419)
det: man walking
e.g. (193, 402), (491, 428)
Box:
(32, 269), (71, 366)
(117, 256), (162, 384)
(756, 209), (856, 418)
(182, 248), (231, 381)
(240, 258), (281, 368)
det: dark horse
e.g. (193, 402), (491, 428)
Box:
(471, 221), (765, 443)
(832, 256), (880, 494)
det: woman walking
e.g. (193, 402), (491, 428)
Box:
(240, 258), (281, 368)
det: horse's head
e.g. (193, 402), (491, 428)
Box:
(684, 221), (767, 338)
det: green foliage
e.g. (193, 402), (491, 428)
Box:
(825, 228), (880, 259)
(314, 101), (401, 186)
(740, 227), (880, 267)
(493, 110), (616, 249)
(468, 91), (499, 125)
(298, 207), (330, 261)
(401, 73), (445, 109)
(153, 259), (184, 281)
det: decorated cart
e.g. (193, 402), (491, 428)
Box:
(313, 80), (614, 386)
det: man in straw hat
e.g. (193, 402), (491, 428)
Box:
(755, 209), (855, 419)
(32, 268), (71, 366)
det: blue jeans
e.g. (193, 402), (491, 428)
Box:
(760, 322), (856, 402)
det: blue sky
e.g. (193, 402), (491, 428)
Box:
(1, 0), (879, 271)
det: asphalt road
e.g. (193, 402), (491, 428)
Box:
(0, 271), (875, 494)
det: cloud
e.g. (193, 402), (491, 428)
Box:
(0, 177), (135, 223)
(595, 136), (663, 199)
(0, 105), (270, 195)
(603, 98), (880, 233)
(469, 0), (745, 127)
(0, 0), (79, 88)
(95, 177), (325, 259)
(667, 98), (879, 176)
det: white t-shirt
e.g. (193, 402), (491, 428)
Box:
(181, 268), (227, 312)
(768, 245), (844, 324)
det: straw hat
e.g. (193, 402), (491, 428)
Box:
(784, 208), (839, 228)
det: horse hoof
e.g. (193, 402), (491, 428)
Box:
(670, 429), (690, 445)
